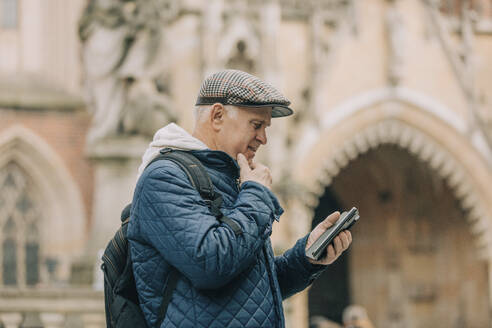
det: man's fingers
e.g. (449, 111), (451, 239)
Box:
(237, 153), (250, 171)
(341, 231), (352, 248)
(327, 244), (336, 259)
(333, 236), (343, 254)
(321, 211), (340, 229)
(308, 211), (340, 243)
(338, 232), (349, 249)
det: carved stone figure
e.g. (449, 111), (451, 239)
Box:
(79, 0), (179, 143)
(120, 72), (176, 138)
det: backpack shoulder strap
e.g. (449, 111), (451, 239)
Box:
(152, 148), (215, 201)
(149, 148), (243, 235)
(119, 148), (216, 223)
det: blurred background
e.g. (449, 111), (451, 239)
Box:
(1, 0), (492, 327)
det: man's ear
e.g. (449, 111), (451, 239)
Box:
(210, 103), (225, 131)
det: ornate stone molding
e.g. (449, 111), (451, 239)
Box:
(291, 0), (357, 131)
(279, 0), (354, 21)
(302, 119), (491, 258)
(475, 19), (492, 34)
(202, 0), (262, 76)
(306, 86), (491, 163)
(217, 16), (260, 72)
(0, 74), (84, 111)
(385, 0), (405, 86)
(424, 2), (472, 99)
(422, 1), (492, 151)
(280, 0), (312, 20)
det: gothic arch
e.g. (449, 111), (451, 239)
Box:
(296, 88), (492, 258)
(0, 126), (86, 261)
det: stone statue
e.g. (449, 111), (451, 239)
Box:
(79, 0), (179, 142)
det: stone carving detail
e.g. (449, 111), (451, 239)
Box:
(293, 0), (356, 129)
(424, 1), (492, 150)
(220, 21), (259, 72)
(477, 107), (492, 147)
(202, 0), (261, 76)
(311, 9), (334, 72)
(119, 72), (175, 138)
(79, 0), (179, 143)
(280, 0), (354, 21)
(220, 1), (260, 73)
(280, 0), (312, 19)
(404, 214), (436, 252)
(407, 283), (437, 302)
(226, 40), (257, 72)
(385, 0), (405, 86)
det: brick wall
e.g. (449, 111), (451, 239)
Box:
(0, 107), (94, 230)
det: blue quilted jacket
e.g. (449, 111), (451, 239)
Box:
(128, 149), (326, 327)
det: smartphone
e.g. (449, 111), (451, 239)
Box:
(305, 207), (360, 261)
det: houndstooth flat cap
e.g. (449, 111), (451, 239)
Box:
(195, 70), (294, 118)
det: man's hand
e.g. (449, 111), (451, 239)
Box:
(237, 153), (272, 190)
(306, 211), (352, 265)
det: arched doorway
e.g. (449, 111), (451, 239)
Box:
(308, 145), (489, 327)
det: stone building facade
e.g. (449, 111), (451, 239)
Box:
(0, 0), (491, 327)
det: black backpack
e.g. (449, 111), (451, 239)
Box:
(101, 148), (242, 328)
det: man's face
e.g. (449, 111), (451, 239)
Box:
(218, 106), (272, 163)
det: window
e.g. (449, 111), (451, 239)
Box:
(0, 162), (41, 287)
(0, 0), (18, 29)
(3, 226), (17, 285)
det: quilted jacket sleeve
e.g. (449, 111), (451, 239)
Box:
(129, 161), (283, 290)
(274, 235), (327, 300)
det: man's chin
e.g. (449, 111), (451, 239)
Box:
(234, 151), (254, 162)
(241, 154), (253, 166)
(246, 151), (256, 160)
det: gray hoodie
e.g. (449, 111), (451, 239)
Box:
(137, 123), (208, 177)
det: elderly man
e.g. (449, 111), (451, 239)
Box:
(128, 70), (352, 328)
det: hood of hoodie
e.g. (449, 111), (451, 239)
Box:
(137, 123), (208, 177)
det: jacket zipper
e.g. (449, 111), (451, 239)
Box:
(262, 246), (282, 328)
(112, 237), (124, 259)
(103, 253), (118, 276)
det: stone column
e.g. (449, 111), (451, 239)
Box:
(202, 0), (224, 77)
(489, 258), (492, 328)
(80, 312), (106, 328)
(286, 292), (309, 328)
(39, 312), (65, 328)
(86, 137), (148, 258)
(0, 313), (23, 328)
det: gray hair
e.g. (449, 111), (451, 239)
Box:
(193, 104), (238, 123)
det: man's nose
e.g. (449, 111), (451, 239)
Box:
(256, 128), (267, 145)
